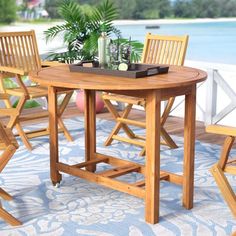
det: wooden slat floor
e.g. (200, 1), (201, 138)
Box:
(1, 103), (232, 147)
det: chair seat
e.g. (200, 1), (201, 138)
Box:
(6, 85), (48, 99)
(6, 86), (73, 99)
(206, 125), (236, 137)
(103, 94), (145, 106)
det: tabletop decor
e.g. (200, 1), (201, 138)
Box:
(98, 30), (111, 69)
(69, 62), (169, 78)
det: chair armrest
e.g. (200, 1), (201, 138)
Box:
(0, 66), (26, 76)
(41, 61), (63, 67)
(206, 125), (236, 137)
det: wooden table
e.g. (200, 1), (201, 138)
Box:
(30, 65), (207, 224)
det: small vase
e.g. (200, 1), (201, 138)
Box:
(98, 32), (110, 69)
(75, 90), (105, 113)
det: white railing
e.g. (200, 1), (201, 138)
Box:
(170, 60), (236, 126)
(1, 60), (236, 127)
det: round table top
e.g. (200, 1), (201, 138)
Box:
(30, 64), (207, 91)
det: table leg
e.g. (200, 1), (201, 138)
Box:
(84, 89), (96, 172)
(183, 85), (196, 209)
(145, 90), (161, 224)
(48, 86), (61, 185)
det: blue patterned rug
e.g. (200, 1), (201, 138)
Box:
(0, 117), (235, 236)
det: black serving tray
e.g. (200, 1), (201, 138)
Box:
(69, 61), (169, 78)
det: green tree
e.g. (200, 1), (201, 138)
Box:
(221, 0), (236, 17)
(133, 0), (171, 19)
(192, 0), (221, 18)
(113, 0), (137, 19)
(45, 0), (62, 19)
(0, 0), (17, 23)
(173, 0), (195, 18)
(157, 0), (172, 18)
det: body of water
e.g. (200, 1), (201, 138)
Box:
(1, 20), (236, 65)
(116, 21), (236, 65)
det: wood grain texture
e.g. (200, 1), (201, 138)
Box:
(206, 125), (236, 137)
(0, 30), (73, 150)
(145, 90), (161, 223)
(84, 89), (96, 172)
(48, 86), (61, 185)
(31, 64), (206, 224)
(0, 118), (21, 226)
(183, 85), (196, 209)
(30, 64), (207, 91)
(207, 123), (236, 219)
(102, 33), (190, 153)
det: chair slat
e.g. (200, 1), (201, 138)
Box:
(142, 34), (188, 66)
(0, 31), (41, 73)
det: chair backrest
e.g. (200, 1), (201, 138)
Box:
(141, 33), (189, 66)
(0, 30), (41, 73)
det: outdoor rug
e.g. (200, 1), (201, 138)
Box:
(0, 117), (235, 236)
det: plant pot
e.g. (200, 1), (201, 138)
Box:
(75, 90), (105, 113)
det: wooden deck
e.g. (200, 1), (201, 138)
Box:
(63, 104), (229, 147)
(0, 103), (231, 147)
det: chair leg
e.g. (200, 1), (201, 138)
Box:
(139, 147), (146, 156)
(103, 100), (136, 146)
(7, 96), (27, 130)
(58, 117), (73, 141)
(0, 188), (12, 201)
(0, 204), (21, 226)
(210, 135), (236, 218)
(160, 97), (178, 149)
(104, 96), (178, 151)
(53, 91), (73, 142)
(6, 96), (32, 150)
(161, 97), (175, 126)
(160, 127), (178, 149)
(105, 100), (135, 138)
(0, 145), (16, 172)
(15, 123), (33, 151)
(218, 136), (235, 169)
(210, 164), (236, 218)
(138, 127), (177, 156)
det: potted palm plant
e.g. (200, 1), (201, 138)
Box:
(44, 0), (143, 113)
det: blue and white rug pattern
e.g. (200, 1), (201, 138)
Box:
(0, 118), (235, 236)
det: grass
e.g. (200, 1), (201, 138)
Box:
(17, 18), (63, 24)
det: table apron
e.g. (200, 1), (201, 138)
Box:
(105, 85), (193, 100)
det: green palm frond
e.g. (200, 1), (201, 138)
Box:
(44, 23), (70, 42)
(90, 0), (118, 33)
(47, 50), (80, 64)
(82, 31), (100, 60)
(44, 0), (143, 64)
(59, 0), (85, 26)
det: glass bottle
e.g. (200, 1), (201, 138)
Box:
(98, 32), (110, 69)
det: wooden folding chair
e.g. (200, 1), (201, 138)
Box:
(207, 125), (236, 218)
(103, 33), (189, 155)
(0, 94), (21, 226)
(0, 30), (73, 150)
